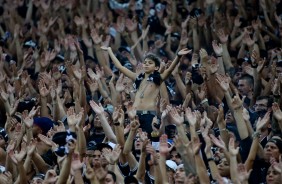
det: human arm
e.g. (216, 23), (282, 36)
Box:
(89, 100), (117, 143)
(101, 47), (136, 80)
(161, 48), (191, 81)
(192, 137), (210, 184)
(56, 140), (76, 184)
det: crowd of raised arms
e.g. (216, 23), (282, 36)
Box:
(0, 0), (282, 183)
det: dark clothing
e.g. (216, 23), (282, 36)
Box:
(249, 159), (270, 184)
(117, 162), (137, 177)
(137, 112), (156, 136)
(133, 71), (161, 91)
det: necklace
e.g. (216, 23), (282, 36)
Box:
(139, 81), (150, 98)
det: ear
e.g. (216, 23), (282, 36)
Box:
(155, 66), (159, 71)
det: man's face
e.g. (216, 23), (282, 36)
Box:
(170, 151), (182, 165)
(254, 99), (268, 112)
(86, 150), (101, 166)
(174, 165), (185, 184)
(264, 142), (280, 161)
(238, 79), (252, 96)
(30, 177), (43, 184)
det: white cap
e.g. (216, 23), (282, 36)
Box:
(166, 160), (177, 171)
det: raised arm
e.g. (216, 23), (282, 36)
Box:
(101, 47), (136, 80)
(161, 48), (191, 80)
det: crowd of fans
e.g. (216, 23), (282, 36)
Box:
(0, 0), (282, 183)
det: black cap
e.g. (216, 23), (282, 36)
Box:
(124, 176), (138, 184)
(52, 131), (77, 146)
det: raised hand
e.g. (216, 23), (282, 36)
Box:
(125, 18), (137, 32)
(272, 103), (282, 121)
(256, 111), (270, 132)
(216, 74), (230, 92)
(89, 100), (104, 115)
(130, 116), (140, 131)
(0, 171), (12, 184)
(44, 166), (58, 183)
(38, 134), (56, 148)
(228, 137), (239, 156)
(90, 28), (102, 45)
(102, 144), (122, 164)
(27, 139), (37, 156)
(237, 164), (252, 183)
(22, 110), (34, 128)
(126, 101), (136, 120)
(191, 137), (202, 155)
(71, 152), (83, 171)
(210, 134), (226, 150)
(9, 142), (27, 164)
(177, 48), (192, 56)
(116, 74), (126, 92)
(38, 80), (50, 97)
(212, 40), (223, 56)
(159, 134), (173, 156)
(185, 107), (197, 126)
(217, 29), (228, 44)
(169, 107), (184, 126)
(231, 93), (244, 110)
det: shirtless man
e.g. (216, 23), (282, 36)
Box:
(101, 46), (191, 134)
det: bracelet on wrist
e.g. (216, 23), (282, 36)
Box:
(200, 98), (209, 105)
(216, 55), (222, 58)
(252, 131), (261, 139)
(207, 157), (215, 162)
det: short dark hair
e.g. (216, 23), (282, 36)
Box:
(256, 96), (273, 108)
(144, 53), (161, 67)
(107, 171), (116, 182)
(239, 74), (254, 88)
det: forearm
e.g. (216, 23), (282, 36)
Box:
(57, 154), (72, 184)
(230, 34), (244, 49)
(79, 81), (87, 108)
(182, 151), (196, 175)
(162, 56), (180, 80)
(136, 152), (146, 182)
(77, 127), (87, 158)
(192, 28), (200, 52)
(113, 124), (125, 146)
(195, 154), (210, 184)
(98, 114), (117, 143)
(123, 130), (137, 154)
(154, 164), (163, 184)
(206, 152), (220, 180)
(26, 128), (33, 144)
(222, 44), (233, 72)
(31, 152), (49, 173)
(74, 170), (84, 184)
(176, 124), (190, 145)
(159, 155), (168, 184)
(173, 73), (187, 99)
(230, 156), (239, 183)
(233, 109), (249, 140)
(15, 161), (27, 184)
(245, 136), (259, 171)
(160, 83), (169, 105)
(40, 97), (49, 117)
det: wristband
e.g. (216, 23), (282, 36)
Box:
(114, 122), (120, 126)
(207, 157), (214, 162)
(252, 131), (261, 139)
(251, 63), (258, 68)
(200, 98), (209, 105)
(216, 55), (222, 58)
